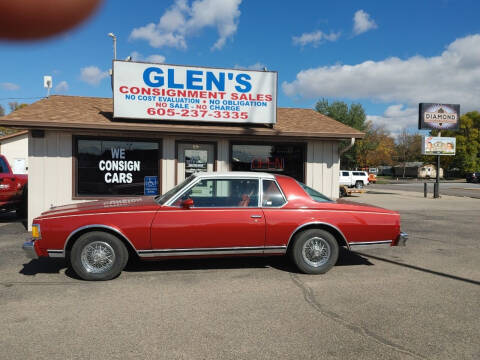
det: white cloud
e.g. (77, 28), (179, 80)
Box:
(367, 105), (418, 136)
(130, 0), (242, 50)
(353, 10), (377, 35)
(80, 66), (109, 86)
(130, 51), (166, 63)
(146, 54), (167, 63)
(234, 62), (266, 71)
(282, 34), (480, 112)
(1, 82), (20, 91)
(54, 81), (69, 94)
(292, 30), (340, 47)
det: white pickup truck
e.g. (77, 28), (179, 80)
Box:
(339, 170), (369, 188)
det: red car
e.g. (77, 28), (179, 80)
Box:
(0, 154), (28, 216)
(23, 172), (407, 281)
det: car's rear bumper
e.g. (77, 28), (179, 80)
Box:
(22, 240), (38, 259)
(396, 231), (408, 246)
(349, 231), (408, 250)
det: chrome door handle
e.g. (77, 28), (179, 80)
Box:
(250, 215), (262, 218)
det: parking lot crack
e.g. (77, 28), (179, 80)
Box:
(290, 273), (426, 359)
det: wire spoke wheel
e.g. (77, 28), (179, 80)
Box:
(80, 241), (116, 274)
(301, 237), (331, 267)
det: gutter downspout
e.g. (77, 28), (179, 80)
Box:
(339, 137), (355, 156)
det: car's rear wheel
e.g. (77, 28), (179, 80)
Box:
(355, 181), (364, 189)
(291, 229), (339, 274)
(70, 231), (128, 281)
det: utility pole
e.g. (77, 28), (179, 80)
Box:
(108, 33), (117, 60)
(434, 131), (441, 198)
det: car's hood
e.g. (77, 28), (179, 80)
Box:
(39, 196), (159, 218)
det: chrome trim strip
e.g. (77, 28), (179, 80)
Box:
(138, 245), (287, 258)
(64, 224), (137, 254)
(264, 246), (287, 254)
(22, 241), (38, 259)
(349, 240), (392, 246)
(47, 250), (65, 258)
(286, 222), (350, 250)
(41, 211), (157, 220)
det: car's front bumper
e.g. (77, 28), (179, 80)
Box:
(22, 240), (38, 259)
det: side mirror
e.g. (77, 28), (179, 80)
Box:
(182, 198), (194, 209)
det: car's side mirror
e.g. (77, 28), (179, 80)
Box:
(182, 198), (194, 209)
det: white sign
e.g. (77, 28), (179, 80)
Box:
(113, 61), (277, 124)
(422, 136), (456, 155)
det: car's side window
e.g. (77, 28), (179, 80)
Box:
(179, 178), (259, 208)
(262, 180), (286, 207)
(0, 158), (7, 173)
(342, 171), (349, 176)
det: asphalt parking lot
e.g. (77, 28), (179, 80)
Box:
(1, 191), (479, 360)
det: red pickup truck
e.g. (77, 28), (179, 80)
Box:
(0, 154), (27, 217)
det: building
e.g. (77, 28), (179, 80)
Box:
(0, 63), (363, 228)
(393, 162), (443, 178)
(0, 130), (28, 174)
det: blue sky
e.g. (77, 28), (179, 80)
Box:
(1, 0), (479, 135)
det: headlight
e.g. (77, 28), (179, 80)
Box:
(32, 224), (41, 239)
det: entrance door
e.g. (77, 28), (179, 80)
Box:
(177, 143), (215, 183)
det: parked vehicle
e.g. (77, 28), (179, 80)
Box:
(23, 172), (407, 281)
(339, 170), (369, 188)
(466, 172), (480, 183)
(0, 154), (27, 216)
(368, 173), (377, 183)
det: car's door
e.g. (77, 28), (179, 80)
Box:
(0, 157), (17, 203)
(150, 177), (266, 255)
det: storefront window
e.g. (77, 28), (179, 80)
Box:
(75, 137), (160, 196)
(231, 143), (305, 182)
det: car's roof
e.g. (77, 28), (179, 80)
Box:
(193, 171), (276, 179)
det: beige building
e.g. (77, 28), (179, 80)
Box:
(0, 130), (28, 174)
(1, 95), (363, 228)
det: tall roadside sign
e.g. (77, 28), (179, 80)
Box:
(419, 103), (460, 198)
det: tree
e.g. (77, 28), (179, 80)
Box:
(315, 98), (367, 169)
(8, 102), (27, 112)
(395, 130), (423, 177)
(356, 121), (395, 168)
(0, 103), (24, 136)
(438, 111), (480, 174)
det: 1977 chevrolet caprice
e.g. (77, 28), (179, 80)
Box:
(23, 172), (407, 280)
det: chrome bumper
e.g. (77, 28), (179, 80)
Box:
(22, 240), (38, 259)
(397, 232), (408, 246)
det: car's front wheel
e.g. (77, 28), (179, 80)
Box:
(70, 231), (128, 281)
(291, 229), (339, 274)
(355, 181), (364, 189)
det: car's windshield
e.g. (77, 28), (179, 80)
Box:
(155, 175), (195, 205)
(297, 181), (332, 203)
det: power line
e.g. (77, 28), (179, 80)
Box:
(0, 96), (45, 100)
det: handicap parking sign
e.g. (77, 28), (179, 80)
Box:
(144, 176), (159, 195)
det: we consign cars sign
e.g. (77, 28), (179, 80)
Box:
(113, 60), (277, 124)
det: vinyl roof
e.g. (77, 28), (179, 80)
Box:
(0, 95), (364, 140)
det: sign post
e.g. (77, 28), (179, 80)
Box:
(419, 103), (460, 199)
(421, 135), (456, 197)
